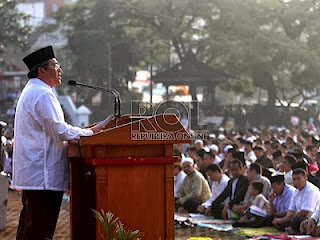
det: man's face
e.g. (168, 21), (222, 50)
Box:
(265, 144), (272, 152)
(247, 169), (256, 182)
(42, 58), (62, 87)
(174, 166), (181, 176)
(292, 173), (307, 190)
(182, 162), (194, 175)
(279, 158), (291, 172)
(254, 150), (264, 158)
(207, 170), (220, 182)
(271, 182), (284, 195)
(229, 163), (242, 179)
(311, 147), (318, 157)
(196, 155), (205, 169)
(188, 150), (196, 159)
(280, 146), (287, 155)
(195, 142), (203, 150)
(245, 144), (251, 153)
(203, 154), (214, 166)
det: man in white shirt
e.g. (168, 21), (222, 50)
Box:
(197, 164), (229, 215)
(300, 197), (320, 236)
(272, 168), (320, 233)
(279, 155), (296, 187)
(174, 162), (186, 197)
(244, 141), (257, 163)
(13, 46), (110, 240)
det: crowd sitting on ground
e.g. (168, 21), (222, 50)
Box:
(174, 127), (320, 236)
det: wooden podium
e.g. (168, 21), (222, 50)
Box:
(68, 114), (190, 240)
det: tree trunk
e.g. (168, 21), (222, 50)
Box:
(264, 78), (278, 125)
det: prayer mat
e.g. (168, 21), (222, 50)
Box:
(232, 226), (282, 237)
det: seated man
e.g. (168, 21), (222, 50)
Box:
(209, 159), (249, 219)
(279, 155), (296, 186)
(175, 158), (211, 213)
(268, 174), (295, 217)
(196, 164), (230, 215)
(300, 200), (320, 236)
(232, 174), (295, 228)
(292, 160), (320, 189)
(232, 163), (271, 215)
(195, 149), (207, 179)
(272, 168), (320, 233)
(174, 162), (186, 198)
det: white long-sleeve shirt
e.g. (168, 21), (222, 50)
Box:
(311, 204), (320, 226)
(174, 170), (186, 197)
(202, 174), (230, 208)
(12, 78), (93, 191)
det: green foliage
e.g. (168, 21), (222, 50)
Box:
(93, 209), (140, 240)
(0, 0), (31, 64)
(48, 0), (320, 111)
(206, 0), (320, 105)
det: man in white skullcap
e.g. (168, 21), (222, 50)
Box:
(175, 157), (211, 213)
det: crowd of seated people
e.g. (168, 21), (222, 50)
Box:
(174, 127), (320, 236)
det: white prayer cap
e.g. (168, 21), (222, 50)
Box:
(218, 134), (225, 141)
(204, 146), (210, 152)
(246, 137), (255, 143)
(209, 144), (219, 153)
(224, 145), (233, 152)
(195, 139), (204, 145)
(209, 133), (216, 139)
(1, 136), (6, 144)
(181, 157), (194, 166)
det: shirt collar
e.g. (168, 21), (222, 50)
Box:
(29, 78), (52, 89)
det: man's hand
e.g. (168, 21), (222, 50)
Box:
(232, 204), (245, 214)
(272, 218), (284, 226)
(306, 218), (317, 235)
(205, 207), (212, 216)
(90, 115), (113, 133)
(268, 191), (276, 202)
(222, 204), (229, 220)
(197, 205), (206, 213)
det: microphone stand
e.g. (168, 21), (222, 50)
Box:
(68, 80), (121, 126)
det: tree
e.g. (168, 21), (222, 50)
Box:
(206, 0), (320, 108)
(51, 0), (150, 118)
(0, 0), (30, 65)
(51, 0), (320, 124)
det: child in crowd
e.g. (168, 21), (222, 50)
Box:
(237, 181), (269, 223)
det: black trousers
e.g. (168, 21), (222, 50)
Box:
(16, 190), (64, 240)
(175, 198), (201, 213)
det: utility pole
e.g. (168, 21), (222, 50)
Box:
(149, 63), (153, 104)
(149, 47), (153, 104)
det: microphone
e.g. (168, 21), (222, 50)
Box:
(67, 80), (121, 123)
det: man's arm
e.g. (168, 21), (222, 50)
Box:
(178, 175), (202, 204)
(294, 210), (310, 217)
(272, 211), (294, 225)
(229, 177), (249, 208)
(211, 180), (231, 208)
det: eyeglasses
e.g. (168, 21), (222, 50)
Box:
(40, 63), (61, 69)
(47, 64), (61, 69)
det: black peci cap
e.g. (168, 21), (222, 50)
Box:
(23, 46), (55, 70)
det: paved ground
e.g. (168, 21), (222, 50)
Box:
(0, 190), (70, 240)
(0, 190), (241, 240)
